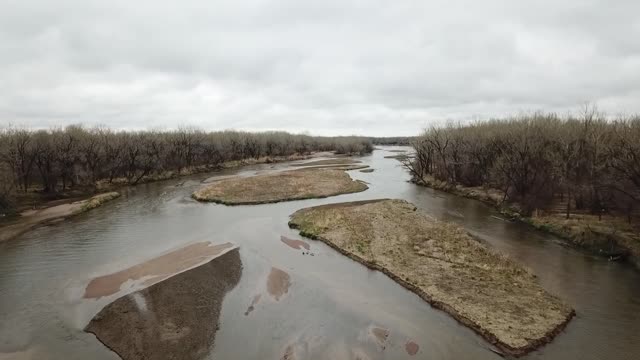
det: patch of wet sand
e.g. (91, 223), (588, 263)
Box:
(85, 248), (242, 360)
(280, 236), (310, 251)
(84, 241), (235, 299)
(267, 267), (291, 301)
(370, 326), (389, 348)
(405, 341), (419, 355)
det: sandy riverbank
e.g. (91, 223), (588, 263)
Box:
(288, 199), (574, 356)
(0, 192), (120, 243)
(85, 246), (242, 360)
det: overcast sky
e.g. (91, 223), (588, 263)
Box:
(1, 1), (639, 136)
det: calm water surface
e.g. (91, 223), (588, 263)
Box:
(0, 147), (639, 360)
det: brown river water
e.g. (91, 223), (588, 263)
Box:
(0, 147), (639, 360)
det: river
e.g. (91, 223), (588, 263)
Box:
(0, 147), (639, 360)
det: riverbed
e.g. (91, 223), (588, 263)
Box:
(0, 147), (639, 360)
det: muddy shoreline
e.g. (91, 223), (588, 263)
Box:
(411, 176), (640, 269)
(289, 199), (575, 357)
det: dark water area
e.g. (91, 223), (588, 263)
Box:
(0, 147), (639, 360)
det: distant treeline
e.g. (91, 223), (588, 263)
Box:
(0, 126), (373, 213)
(407, 110), (640, 220)
(371, 136), (415, 145)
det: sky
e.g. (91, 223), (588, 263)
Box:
(1, 0), (639, 136)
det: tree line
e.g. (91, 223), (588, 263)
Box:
(406, 109), (640, 221)
(0, 126), (373, 214)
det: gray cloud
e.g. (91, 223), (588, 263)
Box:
(1, 0), (639, 136)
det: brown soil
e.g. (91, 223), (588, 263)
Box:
(85, 248), (242, 360)
(288, 199), (574, 357)
(280, 236), (310, 250)
(267, 267), (291, 301)
(192, 169), (368, 205)
(405, 341), (419, 356)
(0, 192), (120, 243)
(84, 242), (236, 299)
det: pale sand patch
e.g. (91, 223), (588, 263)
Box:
(84, 241), (236, 299)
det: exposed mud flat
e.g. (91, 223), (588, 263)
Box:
(359, 168), (374, 173)
(84, 241), (236, 299)
(192, 169), (368, 205)
(0, 192), (120, 243)
(85, 248), (242, 360)
(280, 236), (310, 250)
(288, 199), (574, 356)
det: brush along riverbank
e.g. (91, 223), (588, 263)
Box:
(414, 175), (640, 268)
(192, 169), (368, 205)
(0, 192), (120, 243)
(288, 199), (574, 356)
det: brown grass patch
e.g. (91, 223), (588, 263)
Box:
(288, 199), (574, 356)
(192, 169), (368, 205)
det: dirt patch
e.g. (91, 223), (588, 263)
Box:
(84, 242), (236, 299)
(85, 248), (242, 360)
(267, 267), (291, 301)
(288, 199), (574, 357)
(370, 327), (389, 347)
(405, 341), (419, 356)
(280, 236), (310, 251)
(0, 192), (120, 243)
(291, 159), (361, 167)
(192, 169), (368, 205)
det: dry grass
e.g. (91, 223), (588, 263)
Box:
(289, 199), (574, 356)
(192, 169), (368, 205)
(416, 175), (640, 266)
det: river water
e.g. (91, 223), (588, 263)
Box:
(0, 147), (639, 360)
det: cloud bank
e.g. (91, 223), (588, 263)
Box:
(1, 0), (639, 136)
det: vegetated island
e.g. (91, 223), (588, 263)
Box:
(85, 244), (242, 360)
(0, 192), (120, 242)
(288, 199), (574, 356)
(192, 169), (368, 205)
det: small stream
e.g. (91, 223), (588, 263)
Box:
(0, 147), (639, 360)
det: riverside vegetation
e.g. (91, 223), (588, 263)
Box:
(403, 109), (640, 264)
(289, 199), (574, 356)
(0, 126), (373, 217)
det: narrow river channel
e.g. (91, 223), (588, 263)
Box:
(1, 147), (639, 360)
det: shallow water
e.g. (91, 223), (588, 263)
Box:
(0, 147), (639, 360)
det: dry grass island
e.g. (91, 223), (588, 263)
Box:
(192, 169), (368, 205)
(288, 199), (574, 356)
